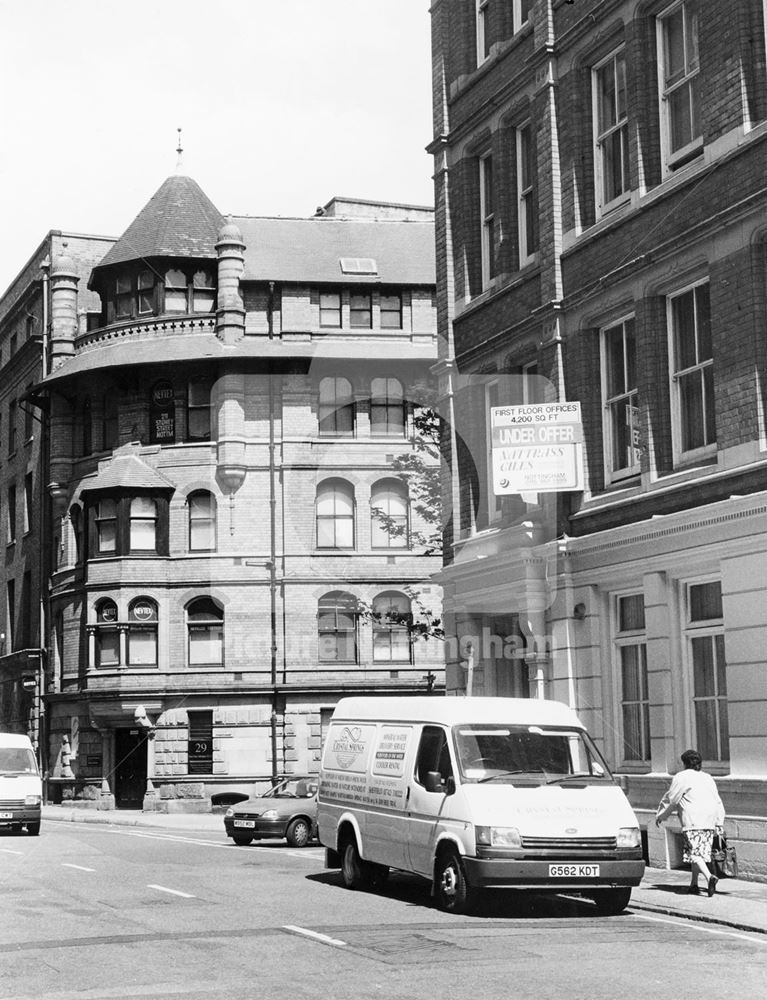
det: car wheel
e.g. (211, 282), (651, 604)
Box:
(286, 818), (311, 848)
(341, 837), (372, 890)
(589, 887), (632, 915)
(26, 822), (41, 836)
(434, 849), (473, 914)
(232, 833), (254, 846)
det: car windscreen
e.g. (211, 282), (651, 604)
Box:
(452, 725), (613, 785)
(263, 778), (317, 798)
(0, 747), (38, 775)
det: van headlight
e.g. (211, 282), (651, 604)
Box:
(617, 827), (641, 848)
(25, 795), (41, 807)
(225, 807), (234, 818)
(475, 825), (522, 848)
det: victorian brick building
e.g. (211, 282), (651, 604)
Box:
(430, 0), (767, 878)
(2, 173), (442, 810)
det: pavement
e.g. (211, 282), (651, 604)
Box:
(41, 804), (767, 935)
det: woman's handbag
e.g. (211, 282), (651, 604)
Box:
(711, 834), (738, 878)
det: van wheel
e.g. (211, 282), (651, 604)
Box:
(232, 833), (254, 846)
(341, 838), (372, 890)
(26, 822), (40, 836)
(590, 887), (631, 915)
(434, 850), (473, 914)
(286, 818), (311, 848)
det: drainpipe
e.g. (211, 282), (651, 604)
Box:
(39, 256), (51, 787)
(268, 364), (279, 783)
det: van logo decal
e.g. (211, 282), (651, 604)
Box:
(333, 726), (366, 769)
(565, 827), (578, 834)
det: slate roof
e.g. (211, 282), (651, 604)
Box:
(233, 216), (435, 285)
(79, 454), (176, 494)
(94, 175), (224, 271)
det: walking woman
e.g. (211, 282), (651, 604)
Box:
(656, 749), (725, 897)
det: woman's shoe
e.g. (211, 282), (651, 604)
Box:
(707, 876), (719, 897)
(688, 885), (701, 895)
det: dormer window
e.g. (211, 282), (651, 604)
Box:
(193, 270), (215, 312)
(137, 270), (154, 314)
(115, 275), (133, 318)
(114, 271), (156, 320)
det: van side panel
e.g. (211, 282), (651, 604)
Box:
(319, 721), (416, 869)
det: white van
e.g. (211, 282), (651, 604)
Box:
(318, 696), (645, 914)
(0, 733), (42, 836)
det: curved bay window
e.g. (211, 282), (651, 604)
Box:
(372, 591), (412, 663)
(127, 598), (158, 667)
(188, 490), (217, 551)
(165, 267), (216, 314)
(316, 479), (355, 549)
(95, 598), (120, 667)
(164, 269), (188, 312)
(187, 597), (224, 667)
(88, 494), (169, 557)
(318, 591), (358, 663)
(318, 377), (354, 436)
(371, 479), (408, 549)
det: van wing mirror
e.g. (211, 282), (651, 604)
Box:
(425, 771), (455, 795)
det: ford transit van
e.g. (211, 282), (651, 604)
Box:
(0, 733), (42, 835)
(318, 696), (645, 914)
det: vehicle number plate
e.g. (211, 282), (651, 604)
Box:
(549, 864), (600, 878)
(233, 819), (255, 828)
(0, 812), (13, 820)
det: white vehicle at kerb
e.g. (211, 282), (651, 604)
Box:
(0, 733), (42, 836)
(318, 697), (645, 914)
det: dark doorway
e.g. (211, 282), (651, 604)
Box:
(114, 728), (148, 808)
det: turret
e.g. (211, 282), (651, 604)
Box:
(49, 247), (79, 369)
(215, 217), (246, 345)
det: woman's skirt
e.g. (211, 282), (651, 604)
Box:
(683, 828), (714, 865)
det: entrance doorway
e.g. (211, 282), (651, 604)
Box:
(114, 728), (148, 808)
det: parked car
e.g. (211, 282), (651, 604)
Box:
(224, 775), (318, 847)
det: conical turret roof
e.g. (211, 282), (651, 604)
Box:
(94, 174), (224, 270)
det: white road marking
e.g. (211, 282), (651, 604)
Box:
(284, 924), (346, 947)
(147, 883), (196, 898)
(62, 863), (96, 872)
(634, 911), (767, 944)
(0, 848), (24, 855)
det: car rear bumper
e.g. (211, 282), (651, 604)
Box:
(462, 857), (646, 889)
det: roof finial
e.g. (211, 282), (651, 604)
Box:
(175, 127), (184, 173)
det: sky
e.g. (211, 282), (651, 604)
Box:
(0, 0), (434, 295)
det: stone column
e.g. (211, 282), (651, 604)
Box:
(49, 249), (79, 369)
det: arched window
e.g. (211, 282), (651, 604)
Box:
(318, 377), (354, 436)
(165, 268), (188, 312)
(187, 597), (224, 666)
(318, 592), (358, 663)
(370, 479), (408, 549)
(372, 591), (412, 663)
(370, 377), (406, 436)
(316, 480), (355, 549)
(187, 377), (212, 441)
(95, 598), (120, 667)
(130, 497), (157, 550)
(192, 270), (215, 313)
(95, 499), (117, 554)
(128, 598), (158, 667)
(188, 490), (217, 551)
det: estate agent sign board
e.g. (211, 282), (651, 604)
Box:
(491, 402), (584, 494)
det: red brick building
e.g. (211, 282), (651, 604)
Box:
(430, 0), (767, 879)
(3, 173), (443, 810)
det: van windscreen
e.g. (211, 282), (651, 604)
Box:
(0, 747), (38, 775)
(453, 725), (613, 785)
